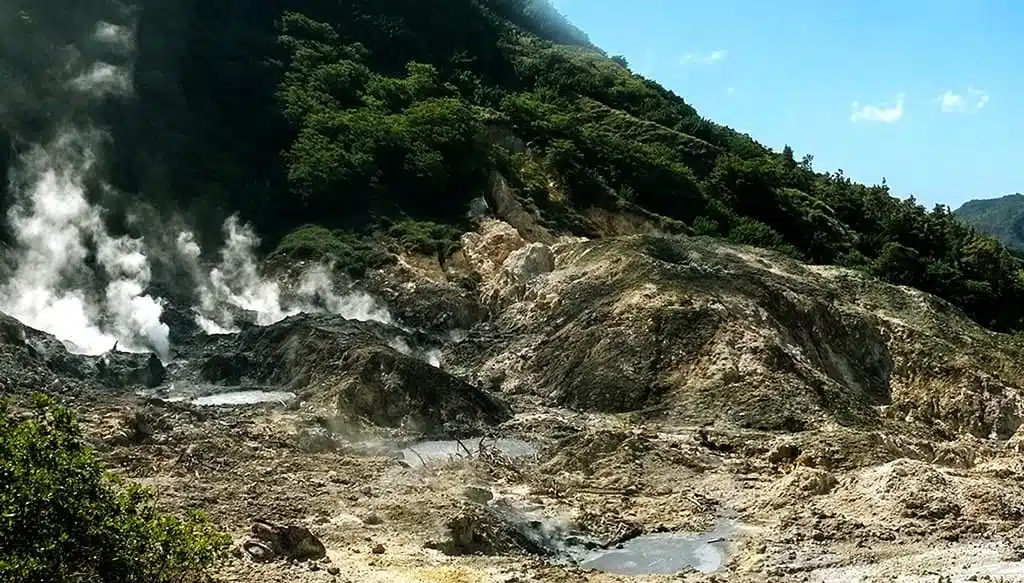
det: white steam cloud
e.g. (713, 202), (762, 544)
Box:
(183, 215), (393, 334)
(0, 131), (170, 360)
(0, 16), (172, 360)
(69, 62), (132, 96)
(388, 336), (443, 368)
(0, 14), (401, 363)
(93, 21), (134, 51)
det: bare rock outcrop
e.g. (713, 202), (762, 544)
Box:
(481, 242), (556, 309)
(0, 311), (164, 396)
(171, 312), (511, 434)
(445, 228), (1024, 439)
(460, 219), (528, 282)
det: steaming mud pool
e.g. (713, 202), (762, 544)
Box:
(190, 390), (296, 407)
(154, 386), (297, 407)
(545, 518), (736, 576)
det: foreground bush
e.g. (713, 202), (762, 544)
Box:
(0, 395), (230, 583)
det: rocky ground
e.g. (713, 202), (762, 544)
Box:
(7, 215), (1024, 582)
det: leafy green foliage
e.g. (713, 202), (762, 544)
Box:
(277, 12), (492, 223)
(272, 225), (393, 277)
(386, 219), (464, 257)
(0, 395), (230, 583)
(5, 0), (1024, 332)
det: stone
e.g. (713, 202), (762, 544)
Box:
(462, 485), (495, 505)
(251, 520), (327, 561)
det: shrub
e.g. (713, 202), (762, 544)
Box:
(643, 233), (692, 265)
(0, 395), (231, 583)
(386, 219), (464, 257)
(272, 225), (393, 276)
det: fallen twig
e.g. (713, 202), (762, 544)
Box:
(408, 447), (427, 468)
(455, 437), (474, 458)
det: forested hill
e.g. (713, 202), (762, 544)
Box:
(3, 0), (1024, 332)
(954, 194), (1024, 252)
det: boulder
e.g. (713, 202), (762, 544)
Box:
(248, 520), (326, 561)
(172, 312), (511, 433)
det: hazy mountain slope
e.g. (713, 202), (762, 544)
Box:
(954, 194), (1024, 250)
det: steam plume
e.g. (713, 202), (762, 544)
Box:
(0, 7), (401, 363)
(0, 13), (171, 359)
(0, 131), (170, 359)
(184, 215), (393, 334)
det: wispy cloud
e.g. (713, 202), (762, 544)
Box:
(850, 93), (904, 123)
(726, 87), (736, 95)
(680, 50), (727, 67)
(936, 87), (989, 114)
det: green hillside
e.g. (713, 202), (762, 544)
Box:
(3, 0), (1024, 332)
(955, 194), (1024, 251)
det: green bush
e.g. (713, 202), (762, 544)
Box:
(386, 219), (464, 257)
(272, 225), (393, 276)
(0, 395), (230, 583)
(691, 215), (722, 237)
(643, 234), (692, 266)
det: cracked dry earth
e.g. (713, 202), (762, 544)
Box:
(12, 218), (1024, 582)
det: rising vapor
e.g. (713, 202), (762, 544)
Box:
(0, 9), (172, 359)
(0, 4), (396, 360)
(183, 215), (394, 334)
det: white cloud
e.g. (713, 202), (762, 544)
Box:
(726, 87), (736, 95)
(850, 93), (904, 123)
(681, 50), (727, 67)
(936, 87), (989, 113)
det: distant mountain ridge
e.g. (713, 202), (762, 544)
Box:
(954, 194), (1024, 251)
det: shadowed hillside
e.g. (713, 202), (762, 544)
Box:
(1, 0), (1023, 332)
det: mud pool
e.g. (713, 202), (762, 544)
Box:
(400, 437), (537, 467)
(154, 387), (297, 407)
(547, 519), (738, 576)
(577, 532), (728, 575)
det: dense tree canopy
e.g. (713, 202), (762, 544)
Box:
(2, 0), (1023, 331)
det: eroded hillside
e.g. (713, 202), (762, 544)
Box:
(3, 0), (1024, 334)
(7, 215), (1024, 581)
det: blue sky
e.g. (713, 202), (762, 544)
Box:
(549, 0), (1024, 209)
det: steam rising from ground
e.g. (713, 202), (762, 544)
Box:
(0, 135), (171, 359)
(183, 215), (393, 334)
(0, 16), (171, 360)
(388, 337), (443, 368)
(0, 11), (397, 361)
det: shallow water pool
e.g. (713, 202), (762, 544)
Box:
(400, 437), (537, 467)
(578, 532), (727, 575)
(190, 390), (296, 407)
